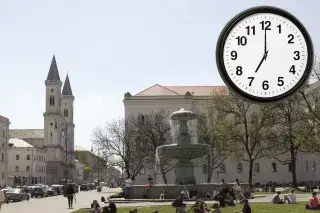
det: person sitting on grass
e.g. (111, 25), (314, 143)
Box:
(159, 188), (166, 200)
(129, 207), (138, 213)
(189, 196), (207, 213)
(172, 193), (187, 213)
(283, 189), (296, 204)
(100, 197), (117, 213)
(271, 191), (284, 204)
(305, 192), (320, 209)
(209, 203), (221, 213)
(234, 199), (251, 213)
(90, 200), (101, 213)
(206, 192), (212, 198)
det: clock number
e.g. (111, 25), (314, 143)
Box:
(248, 77), (254, 86)
(262, 80), (269, 90)
(277, 77), (284, 86)
(236, 66), (243, 75)
(288, 34), (294, 44)
(277, 24), (281, 34)
(231, 51), (237, 60)
(236, 36), (247, 46)
(260, 21), (271, 30)
(289, 65), (296, 74)
(246, 25), (255, 35)
(293, 51), (300, 60)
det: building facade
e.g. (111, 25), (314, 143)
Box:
(123, 84), (320, 185)
(73, 159), (85, 183)
(7, 138), (47, 185)
(0, 115), (10, 187)
(9, 55), (76, 185)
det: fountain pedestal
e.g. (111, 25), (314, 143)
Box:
(156, 108), (209, 185)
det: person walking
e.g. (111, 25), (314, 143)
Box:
(66, 184), (75, 209)
(0, 187), (5, 212)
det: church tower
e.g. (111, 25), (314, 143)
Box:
(44, 55), (64, 184)
(61, 74), (75, 177)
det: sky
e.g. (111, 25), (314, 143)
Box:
(0, 0), (319, 150)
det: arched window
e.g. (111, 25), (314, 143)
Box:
(139, 166), (145, 175)
(237, 163), (243, 173)
(219, 164), (226, 173)
(49, 96), (55, 106)
(26, 154), (30, 160)
(254, 163), (260, 172)
(202, 164), (208, 174)
(16, 155), (19, 160)
(15, 166), (19, 172)
(64, 109), (68, 117)
(271, 162), (277, 172)
(26, 166), (30, 172)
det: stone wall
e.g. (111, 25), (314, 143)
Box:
(128, 183), (249, 199)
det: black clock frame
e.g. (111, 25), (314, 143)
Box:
(216, 6), (314, 103)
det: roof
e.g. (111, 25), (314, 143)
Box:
(135, 84), (228, 96)
(0, 115), (10, 124)
(62, 74), (73, 96)
(9, 138), (34, 148)
(10, 129), (44, 139)
(74, 145), (88, 152)
(46, 55), (61, 81)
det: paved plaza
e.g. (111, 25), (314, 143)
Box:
(1, 186), (313, 213)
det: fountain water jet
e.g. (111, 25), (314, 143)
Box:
(156, 108), (209, 185)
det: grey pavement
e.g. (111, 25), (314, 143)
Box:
(1, 188), (312, 213)
(2, 187), (120, 213)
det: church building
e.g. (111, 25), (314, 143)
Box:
(9, 56), (75, 185)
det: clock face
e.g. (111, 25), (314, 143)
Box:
(217, 7), (313, 102)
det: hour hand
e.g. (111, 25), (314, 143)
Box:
(255, 50), (269, 73)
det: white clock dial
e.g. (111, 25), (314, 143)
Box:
(222, 13), (309, 98)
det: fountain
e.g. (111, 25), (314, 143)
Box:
(156, 108), (209, 185)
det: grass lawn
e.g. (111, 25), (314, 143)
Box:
(72, 203), (310, 213)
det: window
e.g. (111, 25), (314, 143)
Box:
(313, 161), (316, 171)
(138, 114), (145, 124)
(54, 121), (57, 129)
(2, 130), (4, 137)
(202, 164), (208, 174)
(139, 166), (145, 175)
(64, 109), (68, 117)
(1, 153), (3, 161)
(288, 163), (293, 172)
(1, 173), (3, 179)
(219, 164), (226, 173)
(271, 162), (277, 172)
(306, 161), (309, 172)
(26, 154), (30, 160)
(2, 143), (4, 148)
(49, 96), (55, 106)
(16, 155), (19, 160)
(237, 163), (243, 173)
(15, 166), (19, 172)
(26, 166), (30, 172)
(254, 163), (260, 172)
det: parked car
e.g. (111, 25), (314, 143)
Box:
(51, 185), (63, 195)
(46, 187), (57, 196)
(5, 188), (30, 202)
(80, 184), (88, 191)
(1, 186), (12, 195)
(33, 187), (47, 198)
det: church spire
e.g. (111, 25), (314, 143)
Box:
(46, 55), (61, 81)
(62, 74), (73, 96)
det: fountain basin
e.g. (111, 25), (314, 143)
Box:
(157, 144), (208, 160)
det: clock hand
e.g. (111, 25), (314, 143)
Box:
(264, 29), (267, 55)
(255, 50), (269, 73)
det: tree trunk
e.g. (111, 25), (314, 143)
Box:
(207, 158), (213, 183)
(248, 159), (254, 187)
(291, 150), (297, 188)
(159, 164), (168, 184)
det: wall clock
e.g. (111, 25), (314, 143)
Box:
(216, 6), (314, 103)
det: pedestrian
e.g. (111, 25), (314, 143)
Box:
(66, 184), (75, 209)
(0, 187), (5, 212)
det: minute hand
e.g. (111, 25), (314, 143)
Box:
(254, 51), (269, 73)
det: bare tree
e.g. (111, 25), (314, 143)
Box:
(211, 92), (278, 186)
(195, 107), (232, 183)
(91, 118), (148, 180)
(273, 93), (316, 187)
(130, 109), (174, 184)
